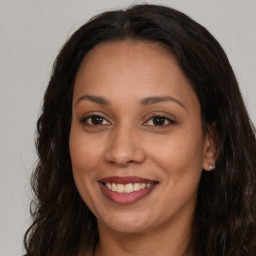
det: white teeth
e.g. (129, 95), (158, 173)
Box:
(106, 183), (112, 189)
(116, 184), (125, 193)
(146, 183), (151, 188)
(111, 183), (117, 192)
(124, 183), (133, 193)
(105, 182), (153, 193)
(134, 183), (141, 191)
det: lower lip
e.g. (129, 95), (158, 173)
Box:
(99, 183), (157, 204)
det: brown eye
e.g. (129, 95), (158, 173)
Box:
(144, 115), (176, 127)
(152, 116), (166, 126)
(82, 115), (111, 126)
(91, 115), (104, 125)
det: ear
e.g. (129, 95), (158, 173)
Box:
(202, 126), (218, 171)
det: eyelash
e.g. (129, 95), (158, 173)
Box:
(80, 113), (176, 127)
(80, 114), (111, 126)
(143, 114), (176, 127)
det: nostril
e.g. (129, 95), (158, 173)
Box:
(104, 133), (146, 166)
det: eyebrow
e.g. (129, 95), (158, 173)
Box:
(76, 95), (110, 106)
(140, 96), (186, 110)
(76, 94), (186, 110)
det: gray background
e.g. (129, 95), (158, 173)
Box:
(0, 0), (255, 255)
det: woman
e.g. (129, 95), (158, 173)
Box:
(24, 4), (256, 256)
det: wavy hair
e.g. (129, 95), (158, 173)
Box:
(24, 4), (256, 256)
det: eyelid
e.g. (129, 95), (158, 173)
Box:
(79, 111), (176, 127)
(79, 112), (112, 125)
(142, 112), (177, 126)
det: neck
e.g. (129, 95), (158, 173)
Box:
(94, 215), (193, 256)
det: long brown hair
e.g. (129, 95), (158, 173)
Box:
(24, 4), (256, 256)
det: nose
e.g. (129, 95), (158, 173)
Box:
(104, 126), (146, 167)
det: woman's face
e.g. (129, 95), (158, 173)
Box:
(70, 41), (214, 235)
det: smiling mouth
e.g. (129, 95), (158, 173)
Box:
(98, 176), (158, 204)
(103, 182), (154, 193)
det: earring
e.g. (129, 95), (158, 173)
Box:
(208, 161), (216, 170)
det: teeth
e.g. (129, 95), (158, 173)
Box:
(105, 182), (153, 193)
(134, 183), (140, 191)
(125, 183), (133, 193)
(116, 184), (124, 193)
(111, 183), (117, 192)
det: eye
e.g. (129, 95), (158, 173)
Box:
(81, 115), (111, 126)
(144, 115), (176, 127)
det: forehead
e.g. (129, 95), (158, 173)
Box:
(75, 40), (180, 83)
(73, 40), (199, 111)
(77, 40), (177, 79)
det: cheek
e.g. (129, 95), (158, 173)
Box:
(69, 126), (103, 210)
(148, 129), (205, 182)
(69, 125), (102, 180)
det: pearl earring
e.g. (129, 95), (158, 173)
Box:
(208, 161), (216, 170)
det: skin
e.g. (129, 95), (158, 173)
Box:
(69, 40), (216, 256)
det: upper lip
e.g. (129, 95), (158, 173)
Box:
(99, 176), (158, 184)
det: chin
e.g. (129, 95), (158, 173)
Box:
(98, 212), (154, 234)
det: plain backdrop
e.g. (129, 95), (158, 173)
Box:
(0, 0), (255, 255)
